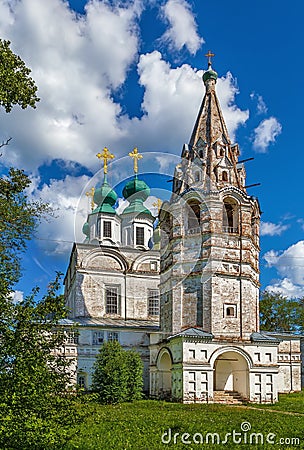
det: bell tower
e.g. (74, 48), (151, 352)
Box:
(159, 54), (260, 340)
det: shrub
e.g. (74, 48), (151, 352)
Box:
(92, 341), (143, 404)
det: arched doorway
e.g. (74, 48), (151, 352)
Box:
(214, 351), (249, 398)
(157, 349), (172, 399)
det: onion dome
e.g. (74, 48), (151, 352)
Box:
(203, 66), (218, 83)
(122, 175), (152, 216)
(92, 175), (118, 214)
(82, 221), (90, 241)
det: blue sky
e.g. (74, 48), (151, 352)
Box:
(0, 0), (303, 300)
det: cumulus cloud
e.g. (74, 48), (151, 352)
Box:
(27, 174), (92, 255)
(260, 221), (289, 236)
(253, 116), (282, 152)
(250, 92), (268, 115)
(0, 0), (141, 171)
(266, 278), (304, 298)
(122, 52), (249, 150)
(264, 241), (304, 297)
(0, 1), (248, 174)
(160, 0), (204, 54)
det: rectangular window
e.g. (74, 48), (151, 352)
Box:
(107, 331), (119, 342)
(77, 374), (86, 389)
(148, 289), (160, 316)
(136, 227), (144, 246)
(92, 331), (104, 345)
(150, 261), (158, 271)
(66, 331), (78, 344)
(106, 287), (119, 314)
(103, 221), (112, 238)
(96, 218), (101, 238)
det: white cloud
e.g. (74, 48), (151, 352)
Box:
(122, 52), (249, 151)
(0, 1), (248, 174)
(0, 0), (141, 171)
(266, 278), (304, 298)
(10, 290), (24, 304)
(250, 92), (268, 115)
(27, 174), (92, 255)
(260, 221), (289, 236)
(160, 0), (204, 54)
(253, 116), (282, 152)
(264, 241), (304, 297)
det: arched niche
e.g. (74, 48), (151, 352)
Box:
(222, 197), (239, 233)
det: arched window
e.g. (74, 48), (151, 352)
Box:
(222, 171), (228, 182)
(187, 200), (200, 232)
(223, 198), (239, 233)
(195, 171), (201, 182)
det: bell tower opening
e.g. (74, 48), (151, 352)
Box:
(187, 200), (201, 232)
(223, 198), (239, 233)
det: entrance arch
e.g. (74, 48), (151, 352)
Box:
(157, 348), (172, 398)
(213, 351), (249, 398)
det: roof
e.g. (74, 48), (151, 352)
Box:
(250, 332), (281, 343)
(168, 327), (213, 341)
(263, 331), (304, 340)
(58, 317), (159, 330)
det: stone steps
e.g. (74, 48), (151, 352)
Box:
(213, 390), (245, 404)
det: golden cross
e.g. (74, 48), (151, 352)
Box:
(86, 187), (95, 211)
(152, 198), (163, 213)
(128, 147), (143, 174)
(96, 147), (115, 174)
(205, 50), (215, 66)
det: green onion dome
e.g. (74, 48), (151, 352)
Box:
(82, 221), (90, 240)
(203, 68), (218, 83)
(122, 175), (152, 216)
(92, 176), (118, 215)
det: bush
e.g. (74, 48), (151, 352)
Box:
(92, 341), (143, 404)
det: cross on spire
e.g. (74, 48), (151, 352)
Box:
(96, 147), (115, 174)
(86, 187), (95, 211)
(152, 198), (163, 213)
(128, 147), (143, 174)
(205, 50), (215, 67)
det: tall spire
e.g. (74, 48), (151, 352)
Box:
(189, 52), (230, 149)
(173, 55), (245, 194)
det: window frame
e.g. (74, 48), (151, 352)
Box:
(136, 226), (145, 246)
(105, 285), (120, 315)
(148, 289), (160, 316)
(92, 330), (105, 345)
(103, 220), (112, 238)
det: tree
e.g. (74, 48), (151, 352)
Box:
(0, 168), (50, 298)
(92, 341), (143, 404)
(259, 291), (303, 333)
(0, 274), (80, 449)
(0, 39), (39, 113)
(0, 41), (80, 448)
(125, 350), (143, 401)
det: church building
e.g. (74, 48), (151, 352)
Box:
(64, 55), (302, 403)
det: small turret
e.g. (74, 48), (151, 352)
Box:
(121, 148), (154, 249)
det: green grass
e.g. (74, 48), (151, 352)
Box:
(65, 392), (304, 450)
(244, 390), (304, 414)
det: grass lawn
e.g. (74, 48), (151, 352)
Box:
(65, 392), (304, 450)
